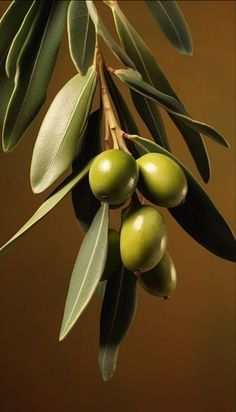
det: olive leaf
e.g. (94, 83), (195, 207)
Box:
(115, 69), (229, 148)
(2, 1), (68, 152)
(0, 59), (14, 131)
(59, 202), (109, 341)
(95, 280), (107, 300)
(72, 109), (102, 233)
(99, 267), (137, 381)
(109, 3), (211, 180)
(110, 2), (169, 149)
(67, 0), (95, 75)
(5, 1), (40, 78)
(30, 65), (97, 194)
(144, 0), (193, 56)
(85, 0), (135, 69)
(0, 0), (32, 65)
(129, 135), (236, 262)
(0, 161), (92, 257)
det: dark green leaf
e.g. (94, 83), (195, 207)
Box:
(30, 65), (97, 193)
(110, 3), (210, 181)
(95, 281), (107, 300)
(5, 1), (40, 78)
(116, 68), (229, 148)
(0, 161), (92, 256)
(85, 0), (135, 68)
(128, 135), (236, 262)
(72, 110), (103, 233)
(2, 1), (68, 152)
(59, 202), (109, 341)
(99, 267), (137, 381)
(145, 0), (193, 55)
(0, 0), (32, 64)
(67, 0), (95, 75)
(0, 60), (14, 131)
(111, 3), (169, 148)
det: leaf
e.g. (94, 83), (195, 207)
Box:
(0, 60), (14, 131)
(109, 4), (210, 182)
(2, 1), (68, 152)
(67, 0), (95, 75)
(72, 109), (102, 233)
(115, 68), (229, 148)
(0, 161), (92, 256)
(128, 135), (236, 262)
(0, 0), (32, 64)
(59, 202), (109, 341)
(95, 281), (107, 300)
(144, 0), (193, 56)
(5, 1), (40, 78)
(85, 1), (135, 69)
(30, 65), (97, 194)
(99, 267), (137, 381)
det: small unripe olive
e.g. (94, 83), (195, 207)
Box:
(89, 149), (139, 206)
(137, 153), (188, 207)
(120, 205), (167, 273)
(138, 251), (177, 297)
(101, 229), (122, 281)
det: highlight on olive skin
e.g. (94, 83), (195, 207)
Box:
(120, 205), (167, 273)
(89, 149), (139, 206)
(137, 153), (188, 208)
(138, 251), (177, 298)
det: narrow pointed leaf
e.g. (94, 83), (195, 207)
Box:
(111, 3), (209, 181)
(60, 203), (109, 341)
(2, 1), (68, 152)
(145, 0), (193, 55)
(0, 60), (14, 131)
(72, 110), (102, 233)
(67, 0), (95, 75)
(85, 1), (135, 68)
(99, 267), (137, 381)
(95, 281), (107, 300)
(0, 0), (32, 64)
(128, 135), (236, 262)
(30, 65), (97, 194)
(0, 161), (91, 256)
(115, 68), (229, 148)
(5, 1), (40, 78)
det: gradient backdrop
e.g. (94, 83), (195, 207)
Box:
(0, 1), (235, 411)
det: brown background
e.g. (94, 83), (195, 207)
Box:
(0, 1), (235, 411)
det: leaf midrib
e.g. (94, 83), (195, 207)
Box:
(157, 1), (184, 51)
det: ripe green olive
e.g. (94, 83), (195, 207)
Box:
(101, 229), (122, 281)
(89, 149), (139, 206)
(137, 153), (188, 208)
(138, 251), (177, 298)
(120, 205), (167, 273)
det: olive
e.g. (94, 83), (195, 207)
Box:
(137, 153), (188, 207)
(89, 149), (139, 206)
(101, 229), (122, 281)
(138, 251), (177, 297)
(120, 205), (167, 273)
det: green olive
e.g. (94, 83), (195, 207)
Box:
(101, 229), (122, 281)
(138, 251), (177, 298)
(120, 205), (167, 273)
(137, 153), (188, 207)
(89, 149), (139, 206)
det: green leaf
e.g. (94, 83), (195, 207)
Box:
(115, 68), (229, 148)
(99, 267), (137, 381)
(30, 65), (97, 194)
(72, 109), (102, 233)
(2, 1), (68, 152)
(0, 0), (32, 64)
(5, 1), (40, 78)
(128, 135), (236, 262)
(0, 60), (14, 131)
(59, 202), (109, 341)
(95, 281), (107, 300)
(67, 0), (95, 75)
(109, 4), (210, 182)
(0, 161), (92, 256)
(85, 1), (135, 69)
(105, 69), (139, 135)
(144, 0), (193, 56)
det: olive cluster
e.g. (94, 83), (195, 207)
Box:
(89, 149), (188, 298)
